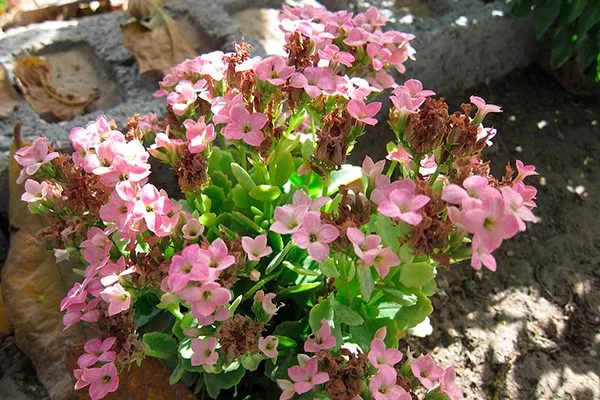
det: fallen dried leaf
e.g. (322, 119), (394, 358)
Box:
(0, 286), (13, 334)
(1, 127), (84, 399)
(0, 64), (20, 119)
(14, 55), (98, 122)
(67, 354), (198, 400)
(121, 8), (197, 78)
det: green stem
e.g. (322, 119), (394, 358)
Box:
(428, 164), (442, 187)
(230, 211), (265, 234)
(386, 161), (397, 177)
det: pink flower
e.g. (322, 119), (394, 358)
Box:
(378, 189), (430, 226)
(368, 338), (403, 375)
(182, 218), (204, 240)
(512, 180), (537, 208)
(99, 258), (135, 287)
(362, 156), (385, 185)
(81, 362), (119, 400)
(470, 236), (497, 272)
(100, 283), (131, 316)
(442, 175), (491, 206)
(394, 79), (435, 101)
(470, 95), (502, 123)
(14, 137), (59, 183)
(78, 337), (117, 368)
(318, 44), (355, 67)
(276, 379), (295, 400)
(80, 227), (112, 269)
(367, 70), (397, 90)
(167, 80), (197, 116)
(411, 354), (444, 389)
(21, 179), (50, 203)
(199, 238), (235, 275)
(270, 206), (306, 234)
(184, 118), (216, 153)
(459, 190), (520, 251)
(256, 56), (295, 85)
(343, 27), (370, 46)
(211, 92), (244, 125)
(346, 227), (381, 259)
(63, 298), (101, 329)
(440, 367), (463, 400)
(195, 305), (230, 326)
(362, 247), (400, 278)
(222, 105), (268, 147)
(386, 147), (413, 171)
(501, 186), (536, 231)
(515, 160), (538, 181)
(168, 244), (209, 292)
(291, 190), (330, 211)
(347, 99), (382, 126)
(289, 67), (335, 98)
(292, 213), (339, 262)
(255, 291), (282, 317)
(304, 320), (336, 353)
(242, 234), (273, 261)
(132, 184), (176, 237)
(366, 43), (392, 71)
(369, 370), (411, 400)
(288, 356), (329, 394)
(191, 337), (218, 366)
(259, 336), (279, 358)
(180, 282), (231, 318)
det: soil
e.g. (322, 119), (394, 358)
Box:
(403, 66), (600, 399)
(1, 65), (599, 399)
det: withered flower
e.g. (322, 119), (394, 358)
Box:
(174, 149), (209, 192)
(216, 314), (264, 362)
(404, 98), (449, 153)
(313, 109), (354, 172)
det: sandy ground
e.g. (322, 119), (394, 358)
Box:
(1, 66), (599, 399)
(403, 66), (600, 400)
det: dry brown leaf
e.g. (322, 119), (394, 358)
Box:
(67, 355), (198, 400)
(2, 129), (85, 399)
(14, 55), (98, 122)
(0, 286), (13, 334)
(121, 16), (197, 78)
(0, 64), (20, 119)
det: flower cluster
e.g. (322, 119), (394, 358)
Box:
(14, 4), (536, 400)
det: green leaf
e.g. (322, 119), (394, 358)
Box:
(357, 267), (375, 302)
(206, 366), (246, 389)
(382, 286), (418, 306)
(231, 184), (252, 210)
(269, 151), (295, 187)
(278, 282), (322, 296)
(204, 374), (221, 399)
(309, 299), (333, 332)
(551, 26), (576, 68)
(567, 0), (588, 23)
(576, 33), (598, 71)
(288, 109), (308, 132)
(142, 332), (178, 359)
(241, 353), (263, 372)
(331, 298), (364, 326)
(535, 0), (562, 38)
(399, 262), (435, 288)
(510, 0), (535, 17)
(370, 215), (407, 253)
(169, 359), (185, 385)
(282, 261), (321, 276)
(249, 185), (282, 202)
(376, 301), (402, 319)
(133, 291), (161, 327)
(276, 335), (298, 348)
(319, 257), (340, 278)
(172, 312), (194, 340)
(231, 162), (256, 191)
(577, 1), (600, 35)
(395, 293), (433, 331)
(265, 240), (293, 274)
(326, 164), (363, 195)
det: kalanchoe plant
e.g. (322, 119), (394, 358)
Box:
(15, 4), (537, 400)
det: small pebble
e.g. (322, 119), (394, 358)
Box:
(509, 115), (517, 122)
(515, 146), (523, 153)
(455, 16), (468, 26)
(537, 120), (548, 129)
(539, 176), (547, 186)
(491, 9), (504, 17)
(592, 120), (598, 126)
(575, 185), (585, 195)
